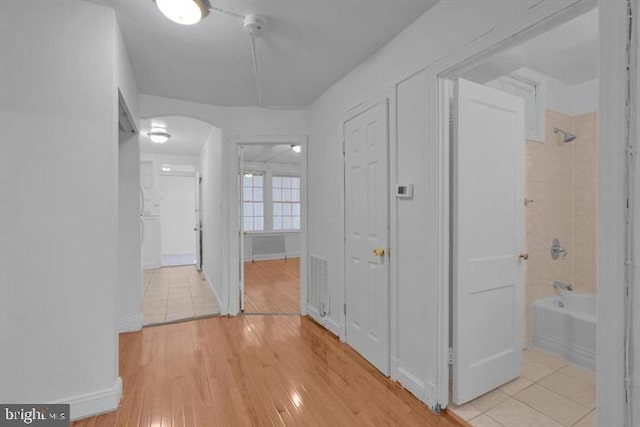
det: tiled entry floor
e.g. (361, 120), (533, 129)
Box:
(142, 265), (220, 326)
(449, 347), (595, 427)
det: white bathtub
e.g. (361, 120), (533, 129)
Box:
(531, 293), (596, 370)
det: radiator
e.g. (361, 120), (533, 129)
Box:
(252, 234), (285, 256)
(309, 255), (329, 317)
(244, 232), (299, 261)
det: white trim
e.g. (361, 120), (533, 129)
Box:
(307, 305), (342, 336)
(53, 377), (122, 421)
(396, 367), (427, 402)
(598, 1), (635, 425)
(118, 313), (142, 333)
(203, 267), (227, 315)
(224, 135), (308, 316)
(388, 86), (399, 382)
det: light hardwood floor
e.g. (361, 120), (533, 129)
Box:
(143, 265), (219, 326)
(244, 258), (300, 314)
(73, 316), (464, 427)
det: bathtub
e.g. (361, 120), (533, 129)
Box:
(531, 293), (596, 371)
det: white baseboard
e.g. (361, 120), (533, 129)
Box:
(202, 268), (227, 315)
(53, 377), (122, 421)
(396, 367), (426, 402)
(118, 313), (142, 333)
(306, 306), (341, 337)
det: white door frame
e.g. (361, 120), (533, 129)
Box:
(427, 0), (632, 418)
(224, 135), (309, 316)
(340, 88), (398, 375)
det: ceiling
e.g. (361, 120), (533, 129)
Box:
(140, 115), (213, 156)
(463, 8), (598, 85)
(94, 0), (438, 106)
(242, 144), (301, 167)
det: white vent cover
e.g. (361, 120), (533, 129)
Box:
(309, 255), (329, 317)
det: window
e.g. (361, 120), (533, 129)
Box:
(272, 176), (300, 230)
(242, 174), (264, 231)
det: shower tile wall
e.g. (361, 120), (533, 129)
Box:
(572, 112), (597, 294)
(524, 110), (597, 342)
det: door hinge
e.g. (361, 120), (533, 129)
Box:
(343, 303), (347, 316)
(448, 347), (454, 366)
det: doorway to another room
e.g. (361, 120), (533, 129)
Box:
(140, 115), (220, 326)
(446, 7), (597, 427)
(239, 143), (304, 315)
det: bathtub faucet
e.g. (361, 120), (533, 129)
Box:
(552, 280), (574, 291)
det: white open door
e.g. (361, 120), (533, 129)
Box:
(452, 78), (525, 404)
(196, 173), (202, 271)
(239, 147), (246, 312)
(344, 100), (390, 375)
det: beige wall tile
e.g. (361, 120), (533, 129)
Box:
(526, 141), (552, 183)
(573, 186), (596, 215)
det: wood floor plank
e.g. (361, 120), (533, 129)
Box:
(74, 316), (463, 427)
(244, 258), (300, 314)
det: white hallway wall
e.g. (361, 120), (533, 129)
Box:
(139, 94), (308, 315)
(116, 9), (142, 335)
(305, 0), (605, 409)
(0, 0), (139, 419)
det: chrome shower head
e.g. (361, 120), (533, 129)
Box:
(553, 127), (577, 143)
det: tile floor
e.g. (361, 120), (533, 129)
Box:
(142, 265), (220, 326)
(449, 347), (595, 427)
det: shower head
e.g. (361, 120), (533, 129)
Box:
(553, 127), (577, 143)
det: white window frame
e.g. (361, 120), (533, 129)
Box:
(241, 172), (265, 232)
(272, 174), (301, 231)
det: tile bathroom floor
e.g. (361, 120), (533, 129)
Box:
(449, 347), (595, 427)
(142, 265), (220, 326)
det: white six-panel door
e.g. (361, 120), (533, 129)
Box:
(344, 100), (390, 375)
(453, 78), (525, 404)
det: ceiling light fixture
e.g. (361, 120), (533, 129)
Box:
(155, 0), (211, 25)
(292, 145), (301, 153)
(148, 131), (171, 144)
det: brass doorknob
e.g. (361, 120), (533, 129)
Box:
(519, 253), (529, 260)
(373, 248), (385, 257)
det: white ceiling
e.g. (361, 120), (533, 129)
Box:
(463, 8), (598, 85)
(95, 0), (437, 106)
(242, 144), (301, 167)
(140, 115), (213, 156)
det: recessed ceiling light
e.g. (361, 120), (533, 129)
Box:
(154, 0), (211, 25)
(162, 164), (172, 172)
(292, 145), (301, 153)
(148, 131), (171, 144)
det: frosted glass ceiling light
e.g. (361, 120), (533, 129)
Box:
(155, 0), (211, 25)
(148, 131), (171, 144)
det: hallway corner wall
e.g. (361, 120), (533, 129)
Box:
(0, 0), (123, 419)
